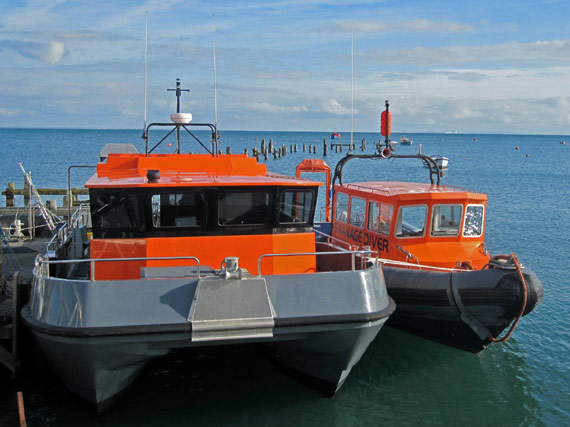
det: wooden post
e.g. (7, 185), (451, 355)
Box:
(23, 179), (30, 207)
(17, 391), (27, 427)
(323, 139), (328, 156)
(226, 146), (231, 154)
(361, 137), (366, 151)
(5, 183), (15, 207)
(244, 148), (248, 155)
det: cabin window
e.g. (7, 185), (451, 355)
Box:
(218, 190), (271, 226)
(335, 193), (349, 223)
(431, 204), (462, 236)
(368, 201), (393, 235)
(151, 192), (206, 228)
(90, 189), (143, 238)
(463, 204), (485, 237)
(279, 190), (314, 224)
(349, 197), (366, 228)
(395, 205), (427, 238)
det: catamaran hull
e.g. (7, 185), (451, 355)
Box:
(382, 264), (543, 352)
(22, 265), (394, 411)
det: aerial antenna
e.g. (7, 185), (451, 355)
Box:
(213, 14), (218, 132)
(350, 25), (354, 150)
(143, 11), (148, 133)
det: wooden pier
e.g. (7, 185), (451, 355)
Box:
(2, 182), (88, 208)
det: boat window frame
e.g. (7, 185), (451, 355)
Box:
(394, 204), (428, 239)
(367, 200), (394, 236)
(217, 188), (273, 227)
(430, 203), (463, 237)
(335, 192), (349, 223)
(462, 203), (485, 238)
(150, 191), (208, 229)
(277, 188), (317, 225)
(349, 196), (366, 228)
(89, 188), (145, 238)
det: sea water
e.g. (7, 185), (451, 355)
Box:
(0, 129), (569, 426)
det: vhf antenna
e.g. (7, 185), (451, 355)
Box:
(142, 11), (148, 139)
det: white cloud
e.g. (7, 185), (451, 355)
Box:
(0, 0), (66, 30)
(0, 40), (65, 64)
(0, 108), (21, 117)
(319, 99), (354, 115)
(247, 102), (308, 113)
(330, 19), (475, 34)
(364, 39), (570, 64)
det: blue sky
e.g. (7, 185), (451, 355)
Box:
(1, 0), (570, 134)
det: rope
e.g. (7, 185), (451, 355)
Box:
(490, 253), (528, 343)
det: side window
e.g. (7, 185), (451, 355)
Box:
(91, 189), (142, 236)
(395, 205), (427, 238)
(279, 190), (314, 224)
(463, 204), (485, 237)
(349, 197), (366, 228)
(151, 192), (206, 228)
(218, 191), (271, 226)
(335, 193), (349, 223)
(368, 201), (393, 235)
(431, 204), (462, 236)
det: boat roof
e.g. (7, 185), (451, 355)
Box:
(86, 153), (321, 188)
(338, 181), (487, 202)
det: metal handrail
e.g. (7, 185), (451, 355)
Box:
(257, 249), (378, 276)
(36, 255), (201, 280)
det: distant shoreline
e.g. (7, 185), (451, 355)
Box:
(0, 127), (567, 137)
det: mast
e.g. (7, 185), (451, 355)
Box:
(167, 79), (189, 153)
(213, 14), (218, 132)
(143, 11), (148, 133)
(350, 25), (354, 150)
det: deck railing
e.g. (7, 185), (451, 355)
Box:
(257, 249), (378, 276)
(35, 255), (201, 281)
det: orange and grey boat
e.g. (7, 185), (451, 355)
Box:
(21, 84), (394, 411)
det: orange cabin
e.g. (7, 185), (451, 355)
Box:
(86, 153), (322, 280)
(330, 181), (490, 270)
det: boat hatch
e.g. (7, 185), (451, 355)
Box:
(188, 276), (274, 342)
